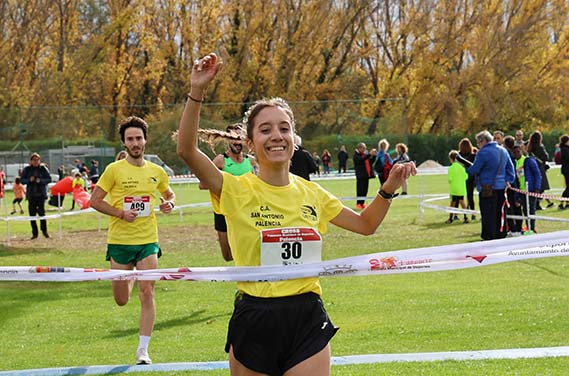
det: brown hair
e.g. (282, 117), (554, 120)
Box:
(242, 97), (296, 140)
(458, 138), (473, 155)
(119, 116), (148, 143)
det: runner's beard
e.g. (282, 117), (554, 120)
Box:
(126, 145), (144, 159)
(229, 143), (243, 155)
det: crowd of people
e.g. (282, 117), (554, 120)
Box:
(452, 129), (569, 240)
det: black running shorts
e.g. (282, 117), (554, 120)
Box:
(225, 292), (338, 375)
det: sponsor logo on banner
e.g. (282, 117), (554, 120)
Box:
(30, 266), (68, 273)
(318, 264), (357, 276)
(369, 256), (434, 271)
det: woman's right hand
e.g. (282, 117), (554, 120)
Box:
(190, 53), (223, 94)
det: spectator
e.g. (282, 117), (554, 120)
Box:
(513, 145), (541, 234)
(0, 167), (4, 209)
(57, 164), (65, 181)
(74, 158), (86, 172)
(70, 172), (85, 210)
(502, 136), (522, 234)
(458, 138), (477, 220)
(337, 145), (349, 174)
(493, 131), (504, 145)
(321, 149), (332, 174)
(554, 143), (561, 165)
(89, 160), (100, 185)
(115, 150), (127, 161)
(393, 143), (410, 195)
(374, 138), (393, 186)
(10, 177), (26, 214)
(514, 129), (526, 149)
(353, 142), (377, 209)
(312, 152), (321, 176)
(289, 135), (318, 180)
(446, 150), (469, 224)
(559, 134), (569, 210)
(20, 153), (52, 239)
(467, 131), (515, 240)
(526, 130), (554, 210)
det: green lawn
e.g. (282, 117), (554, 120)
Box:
(1, 171), (568, 375)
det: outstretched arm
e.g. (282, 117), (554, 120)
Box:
(331, 162), (417, 234)
(177, 53), (224, 197)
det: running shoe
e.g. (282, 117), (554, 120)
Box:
(136, 348), (152, 365)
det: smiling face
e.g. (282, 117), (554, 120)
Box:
(228, 139), (244, 155)
(247, 106), (295, 169)
(123, 127), (146, 159)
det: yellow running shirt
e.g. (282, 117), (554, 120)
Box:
(211, 172), (344, 297)
(97, 159), (169, 245)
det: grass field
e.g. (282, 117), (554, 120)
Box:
(1, 171), (568, 375)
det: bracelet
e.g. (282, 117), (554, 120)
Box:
(378, 189), (399, 201)
(188, 94), (203, 103)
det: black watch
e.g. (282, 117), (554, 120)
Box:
(378, 189), (399, 201)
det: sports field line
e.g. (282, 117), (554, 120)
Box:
(2, 346), (569, 375)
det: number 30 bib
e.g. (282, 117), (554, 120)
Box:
(260, 227), (322, 266)
(123, 196), (151, 217)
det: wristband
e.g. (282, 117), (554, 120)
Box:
(188, 94), (203, 103)
(378, 189), (399, 201)
(169, 201), (175, 209)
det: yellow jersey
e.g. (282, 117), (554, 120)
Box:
(97, 159), (169, 245)
(211, 172), (343, 297)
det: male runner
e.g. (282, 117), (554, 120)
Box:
(90, 116), (175, 365)
(212, 124), (256, 261)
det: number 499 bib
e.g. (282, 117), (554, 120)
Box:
(123, 196), (151, 217)
(260, 227), (322, 266)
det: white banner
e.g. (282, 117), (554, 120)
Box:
(1, 231), (568, 282)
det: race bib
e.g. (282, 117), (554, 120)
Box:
(123, 196), (151, 217)
(260, 227), (322, 266)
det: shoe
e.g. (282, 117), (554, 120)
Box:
(136, 348), (152, 365)
(453, 215), (459, 221)
(10, 211), (16, 215)
(536, 205), (543, 211)
(559, 205), (565, 210)
(401, 192), (408, 195)
(355, 204), (366, 210)
(30, 235), (38, 240)
(471, 215), (476, 221)
(547, 202), (555, 208)
(20, 210), (24, 214)
(42, 232), (50, 238)
(445, 219), (453, 224)
(463, 218), (469, 224)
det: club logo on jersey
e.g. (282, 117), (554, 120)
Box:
(148, 176), (158, 184)
(300, 205), (317, 221)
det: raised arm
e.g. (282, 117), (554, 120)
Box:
(176, 53), (224, 197)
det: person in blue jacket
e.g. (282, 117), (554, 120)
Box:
(467, 131), (515, 240)
(513, 145), (541, 234)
